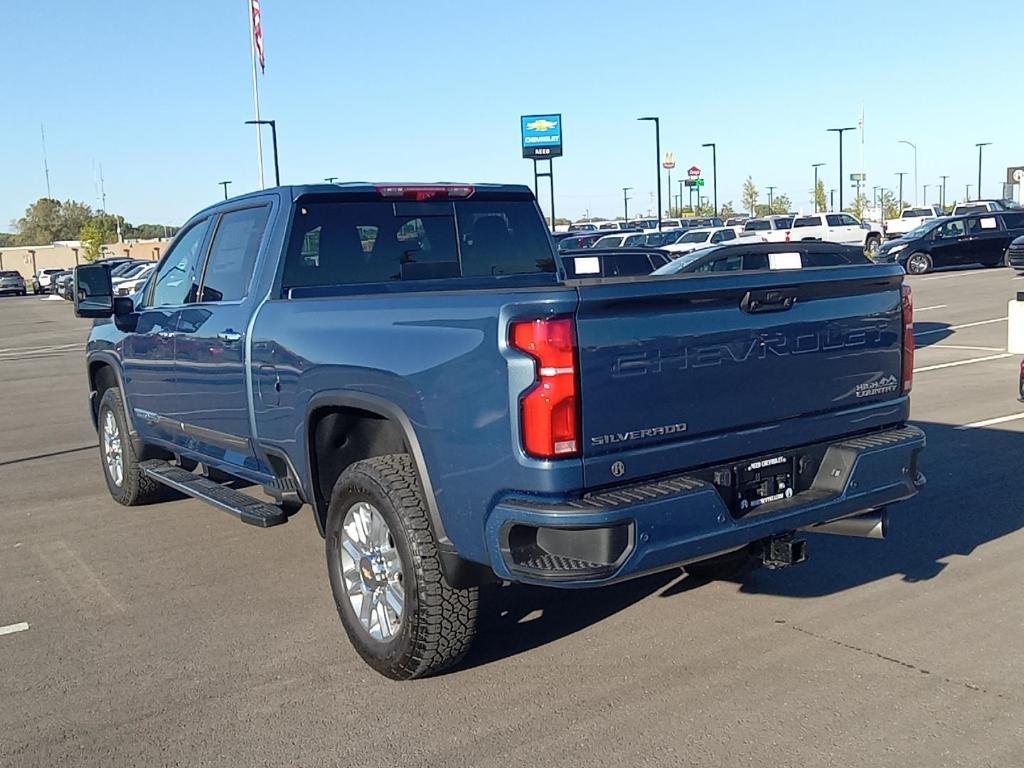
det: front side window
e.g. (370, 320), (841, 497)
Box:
(826, 214), (845, 227)
(840, 214), (860, 226)
(595, 236), (624, 248)
(150, 219), (211, 306)
(937, 220), (966, 239)
(680, 231), (711, 243)
(199, 206), (271, 302)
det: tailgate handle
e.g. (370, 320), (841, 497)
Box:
(740, 289), (797, 313)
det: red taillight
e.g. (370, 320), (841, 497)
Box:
(784, 230), (791, 242)
(510, 317), (579, 459)
(902, 284), (914, 393)
(375, 184), (474, 201)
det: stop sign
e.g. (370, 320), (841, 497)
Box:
(687, 165), (701, 179)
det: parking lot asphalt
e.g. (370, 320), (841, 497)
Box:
(2, 268), (1023, 768)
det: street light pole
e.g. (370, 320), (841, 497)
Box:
(812, 163), (825, 212)
(638, 117), (662, 229)
(324, 177), (338, 183)
(976, 142), (992, 200)
(898, 140), (918, 205)
(766, 185), (776, 214)
(966, 184), (973, 201)
(678, 179), (684, 218)
(701, 142), (717, 216)
(830, 189), (836, 211)
(622, 187), (633, 223)
(895, 172), (907, 209)
(923, 184), (930, 205)
(829, 127), (857, 212)
(219, 180), (232, 200)
(245, 119), (280, 186)
(939, 175), (949, 210)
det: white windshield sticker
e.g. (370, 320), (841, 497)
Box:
(769, 252), (802, 270)
(980, 217), (997, 229)
(573, 256), (600, 274)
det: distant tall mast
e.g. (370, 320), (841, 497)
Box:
(40, 124), (52, 198)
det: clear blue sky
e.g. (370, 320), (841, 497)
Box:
(3, 0), (1022, 228)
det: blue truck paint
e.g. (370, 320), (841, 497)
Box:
(85, 183), (924, 589)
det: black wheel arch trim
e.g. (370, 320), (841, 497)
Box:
(86, 352), (144, 454)
(303, 390), (453, 552)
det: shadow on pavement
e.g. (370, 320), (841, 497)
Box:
(912, 322), (952, 348)
(460, 420), (1024, 669)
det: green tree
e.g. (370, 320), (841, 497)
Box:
(0, 233), (18, 247)
(80, 218), (118, 262)
(847, 193), (869, 219)
(59, 201), (94, 241)
(814, 180), (827, 213)
(719, 201), (735, 218)
(741, 177), (758, 215)
(770, 194), (792, 215)
(16, 198), (63, 244)
(880, 190), (901, 220)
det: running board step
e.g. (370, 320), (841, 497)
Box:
(140, 460), (288, 527)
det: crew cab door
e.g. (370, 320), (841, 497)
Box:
(122, 217), (212, 445)
(169, 203), (272, 470)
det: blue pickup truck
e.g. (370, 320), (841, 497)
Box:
(74, 183), (924, 679)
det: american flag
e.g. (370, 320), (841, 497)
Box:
(250, 0), (265, 73)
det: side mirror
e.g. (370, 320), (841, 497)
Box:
(73, 263), (114, 318)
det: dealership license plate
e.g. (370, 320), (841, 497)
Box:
(734, 454), (796, 514)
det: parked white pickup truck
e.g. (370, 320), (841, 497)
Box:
(884, 206), (943, 240)
(787, 212), (883, 257)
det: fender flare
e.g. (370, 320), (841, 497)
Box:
(303, 390), (453, 552)
(86, 352), (144, 454)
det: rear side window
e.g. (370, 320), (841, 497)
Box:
(283, 200), (554, 289)
(200, 206), (270, 302)
(793, 216), (820, 228)
(1000, 212), (1024, 229)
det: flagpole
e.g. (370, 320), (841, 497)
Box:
(248, 0), (265, 190)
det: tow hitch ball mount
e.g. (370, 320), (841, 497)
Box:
(761, 534), (807, 569)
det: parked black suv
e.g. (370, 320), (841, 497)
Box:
(876, 211), (1024, 274)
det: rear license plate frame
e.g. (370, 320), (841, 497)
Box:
(732, 452), (797, 515)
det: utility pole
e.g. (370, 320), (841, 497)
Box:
(220, 180), (232, 199)
(812, 163), (825, 212)
(895, 172), (907, 209)
(622, 187), (633, 223)
(939, 175), (949, 210)
(702, 142), (718, 216)
(976, 142), (991, 200)
(40, 124), (52, 198)
(829, 127), (857, 212)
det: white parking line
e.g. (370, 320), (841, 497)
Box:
(928, 344), (1005, 352)
(920, 271), (1004, 281)
(915, 304), (948, 312)
(914, 353), (1013, 373)
(0, 622), (29, 637)
(915, 317), (1007, 337)
(956, 413), (1024, 431)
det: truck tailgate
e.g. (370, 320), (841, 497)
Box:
(574, 264), (907, 487)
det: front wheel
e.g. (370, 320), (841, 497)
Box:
(864, 235), (881, 259)
(904, 252), (933, 275)
(325, 454), (478, 680)
(97, 387), (165, 506)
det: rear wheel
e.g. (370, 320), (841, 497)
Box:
(904, 252), (932, 275)
(325, 454), (478, 680)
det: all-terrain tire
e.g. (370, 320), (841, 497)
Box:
(97, 387), (165, 506)
(325, 454), (478, 680)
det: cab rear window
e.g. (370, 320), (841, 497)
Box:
(283, 200), (555, 289)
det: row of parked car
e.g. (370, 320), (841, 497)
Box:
(0, 259), (156, 300)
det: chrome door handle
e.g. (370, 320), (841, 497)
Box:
(218, 330), (243, 343)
